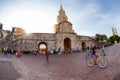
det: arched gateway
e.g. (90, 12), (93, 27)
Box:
(64, 38), (71, 52)
(38, 42), (47, 52)
(81, 42), (86, 51)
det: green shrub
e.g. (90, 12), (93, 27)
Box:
(22, 51), (30, 54)
(0, 48), (3, 52)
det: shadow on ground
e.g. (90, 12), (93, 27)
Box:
(0, 60), (22, 80)
(113, 73), (120, 80)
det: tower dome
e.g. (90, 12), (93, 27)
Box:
(57, 5), (68, 23)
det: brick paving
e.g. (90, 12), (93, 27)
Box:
(0, 53), (21, 80)
(0, 43), (120, 80)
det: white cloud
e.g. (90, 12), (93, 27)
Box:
(0, 0), (120, 37)
(67, 0), (100, 36)
(113, 16), (120, 36)
(1, 4), (56, 33)
(67, 0), (120, 37)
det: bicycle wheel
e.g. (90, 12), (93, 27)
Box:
(87, 59), (94, 67)
(98, 58), (108, 68)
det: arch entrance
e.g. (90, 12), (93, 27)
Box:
(38, 42), (47, 52)
(81, 42), (86, 51)
(64, 38), (71, 52)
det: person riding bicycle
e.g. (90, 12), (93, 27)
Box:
(91, 45), (98, 64)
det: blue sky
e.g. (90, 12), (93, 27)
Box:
(0, 0), (120, 37)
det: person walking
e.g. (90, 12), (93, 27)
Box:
(45, 49), (49, 62)
(85, 46), (91, 59)
(101, 44), (106, 56)
(16, 50), (22, 57)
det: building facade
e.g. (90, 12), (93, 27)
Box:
(0, 6), (95, 53)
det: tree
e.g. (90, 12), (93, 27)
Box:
(109, 35), (120, 44)
(95, 34), (108, 45)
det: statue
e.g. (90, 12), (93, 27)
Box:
(0, 23), (3, 30)
(112, 27), (117, 35)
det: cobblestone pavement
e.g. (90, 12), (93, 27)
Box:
(0, 53), (22, 80)
(1, 43), (120, 80)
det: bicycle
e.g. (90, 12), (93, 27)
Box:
(87, 54), (108, 68)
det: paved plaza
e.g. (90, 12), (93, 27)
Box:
(0, 43), (120, 80)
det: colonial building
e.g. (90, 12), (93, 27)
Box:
(0, 6), (95, 53)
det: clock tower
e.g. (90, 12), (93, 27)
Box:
(53, 5), (74, 33)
